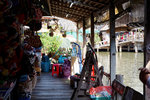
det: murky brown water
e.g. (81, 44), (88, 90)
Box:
(97, 52), (143, 94)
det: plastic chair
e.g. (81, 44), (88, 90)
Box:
(52, 64), (60, 77)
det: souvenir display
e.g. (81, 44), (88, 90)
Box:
(0, 0), (43, 99)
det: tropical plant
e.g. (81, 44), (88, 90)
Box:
(39, 32), (62, 54)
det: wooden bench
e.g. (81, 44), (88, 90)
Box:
(112, 79), (144, 100)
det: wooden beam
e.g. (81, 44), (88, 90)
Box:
(89, 0), (107, 5)
(51, 6), (88, 17)
(47, 0), (53, 16)
(115, 7), (131, 19)
(51, 8), (81, 18)
(83, 18), (86, 46)
(52, 0), (93, 13)
(82, 18), (86, 59)
(64, 0), (98, 10)
(51, 8), (82, 18)
(52, 13), (77, 22)
(94, 0), (129, 15)
(95, 7), (131, 25)
(144, 0), (150, 99)
(90, 12), (95, 47)
(76, 22), (79, 43)
(51, 2), (90, 16)
(109, 0), (116, 85)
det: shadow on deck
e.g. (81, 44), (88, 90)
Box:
(31, 73), (73, 100)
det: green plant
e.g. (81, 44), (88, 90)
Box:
(39, 32), (62, 54)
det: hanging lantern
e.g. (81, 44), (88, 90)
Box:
(47, 24), (51, 29)
(62, 33), (66, 37)
(49, 32), (54, 37)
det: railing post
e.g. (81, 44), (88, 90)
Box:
(116, 74), (124, 100)
(109, 0), (116, 86)
(144, 0), (150, 99)
(119, 46), (122, 52)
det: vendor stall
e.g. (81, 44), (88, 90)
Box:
(0, 0), (43, 99)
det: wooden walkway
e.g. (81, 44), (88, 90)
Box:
(31, 73), (73, 100)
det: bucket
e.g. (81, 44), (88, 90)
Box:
(41, 62), (50, 72)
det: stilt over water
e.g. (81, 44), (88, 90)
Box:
(31, 73), (73, 100)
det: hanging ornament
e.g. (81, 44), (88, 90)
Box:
(28, 20), (42, 31)
(49, 32), (54, 37)
(62, 33), (66, 37)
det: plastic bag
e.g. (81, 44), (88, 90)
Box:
(89, 86), (112, 100)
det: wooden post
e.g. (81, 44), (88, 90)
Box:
(107, 47), (109, 52)
(128, 45), (130, 52)
(82, 18), (86, 59)
(91, 12), (95, 47)
(109, 0), (116, 85)
(76, 22), (79, 43)
(144, 0), (150, 99)
(134, 43), (138, 53)
(119, 46), (122, 52)
(116, 40), (118, 52)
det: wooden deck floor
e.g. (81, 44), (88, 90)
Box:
(31, 73), (73, 100)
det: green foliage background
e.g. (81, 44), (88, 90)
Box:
(39, 32), (62, 54)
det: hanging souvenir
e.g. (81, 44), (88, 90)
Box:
(62, 33), (67, 37)
(28, 20), (42, 31)
(25, 35), (42, 48)
(49, 32), (54, 37)
(0, 0), (12, 15)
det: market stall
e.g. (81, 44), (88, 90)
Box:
(0, 0), (43, 99)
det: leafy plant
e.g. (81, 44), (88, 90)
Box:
(39, 32), (62, 54)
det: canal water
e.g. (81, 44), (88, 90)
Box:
(97, 52), (143, 94)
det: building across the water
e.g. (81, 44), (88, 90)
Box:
(95, 26), (144, 52)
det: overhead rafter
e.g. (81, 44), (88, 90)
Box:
(40, 0), (130, 23)
(51, 8), (83, 18)
(94, 0), (130, 16)
(51, 5), (89, 16)
(51, 0), (97, 11)
(52, 12), (79, 22)
(51, 0), (92, 13)
(47, 0), (53, 16)
(95, 7), (131, 25)
(88, 0), (107, 6)
(64, 0), (99, 10)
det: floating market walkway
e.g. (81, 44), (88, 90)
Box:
(31, 73), (73, 100)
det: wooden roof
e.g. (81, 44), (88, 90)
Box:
(41, 0), (129, 22)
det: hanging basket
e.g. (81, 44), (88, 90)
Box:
(49, 32), (54, 37)
(28, 20), (42, 31)
(62, 33), (66, 37)
(47, 25), (51, 29)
